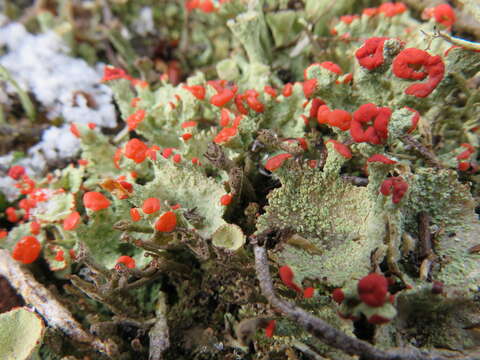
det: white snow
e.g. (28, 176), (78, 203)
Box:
(0, 22), (119, 198)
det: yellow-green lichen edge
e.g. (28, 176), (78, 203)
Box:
(212, 223), (246, 251)
(0, 307), (45, 360)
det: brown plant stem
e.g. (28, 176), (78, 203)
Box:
(252, 243), (477, 360)
(401, 134), (443, 168)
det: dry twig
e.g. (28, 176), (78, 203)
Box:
(0, 249), (118, 356)
(252, 243), (478, 360)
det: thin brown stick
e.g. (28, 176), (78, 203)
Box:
(401, 134), (443, 168)
(252, 243), (477, 360)
(418, 212), (432, 259)
(0, 250), (118, 356)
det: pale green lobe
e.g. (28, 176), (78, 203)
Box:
(133, 157), (226, 238)
(0, 307), (45, 360)
(212, 223), (246, 251)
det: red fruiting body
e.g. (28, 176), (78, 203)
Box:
(264, 85), (277, 97)
(182, 133), (193, 141)
(199, 0), (215, 12)
(458, 162), (471, 171)
(378, 2), (407, 17)
(185, 0), (199, 11)
(6, 207), (18, 222)
(279, 265), (303, 294)
(392, 48), (445, 98)
(457, 151), (472, 161)
(328, 109), (352, 131)
(220, 194), (233, 206)
(433, 4), (456, 28)
(78, 159), (88, 166)
(380, 177), (408, 203)
(130, 208), (141, 222)
(320, 61), (342, 74)
(405, 106), (420, 133)
(355, 37), (389, 70)
(19, 198), (36, 211)
(181, 121), (197, 129)
(210, 88), (235, 107)
(357, 273), (389, 307)
(64, 211), (81, 230)
(124, 138), (149, 163)
(340, 15), (359, 24)
(245, 95), (265, 113)
(317, 106), (352, 131)
(113, 148), (123, 169)
(70, 123), (80, 138)
(155, 211), (177, 232)
(332, 288), (345, 304)
(126, 109), (146, 130)
(317, 105), (330, 124)
(457, 143), (475, 161)
(283, 138), (308, 151)
(16, 175), (36, 195)
(244, 89), (259, 98)
(282, 83), (293, 97)
(342, 73), (353, 84)
(8, 165), (25, 180)
(0, 229), (7, 239)
(116, 255), (136, 269)
(363, 7), (379, 16)
(162, 148), (174, 159)
(214, 127), (237, 144)
(30, 221), (41, 235)
(220, 109), (231, 127)
(367, 154), (397, 164)
(351, 103), (391, 144)
(309, 98), (325, 118)
(368, 314), (391, 325)
(102, 66), (128, 82)
(234, 94), (249, 115)
(146, 145), (160, 161)
(265, 320), (276, 338)
(303, 79), (317, 98)
(389, 294), (395, 304)
(172, 154), (182, 163)
(55, 250), (64, 262)
(191, 157), (200, 165)
(83, 191), (111, 211)
(142, 198), (161, 214)
(232, 115), (242, 128)
(12, 236), (41, 264)
(265, 153), (293, 172)
(183, 85), (206, 100)
(326, 140), (352, 159)
(119, 181), (133, 193)
(303, 287), (315, 298)
(460, 143), (475, 153)
(207, 79), (227, 92)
